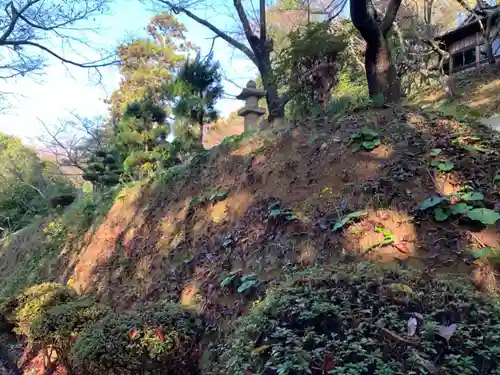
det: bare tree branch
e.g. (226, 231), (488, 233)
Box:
(0, 0), (118, 79)
(154, 0), (257, 64)
(380, 0), (403, 35)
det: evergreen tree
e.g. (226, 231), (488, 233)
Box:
(174, 53), (224, 145)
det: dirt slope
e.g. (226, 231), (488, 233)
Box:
(25, 105), (493, 324)
(412, 63), (500, 118)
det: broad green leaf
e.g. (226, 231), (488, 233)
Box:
(373, 138), (381, 146)
(220, 275), (236, 288)
(461, 191), (484, 202)
(434, 207), (450, 222)
(362, 141), (375, 150)
(269, 209), (281, 217)
(429, 148), (442, 156)
(418, 196), (445, 210)
(429, 160), (439, 167)
(450, 203), (472, 215)
(350, 132), (362, 140)
(237, 279), (258, 293)
(374, 225), (384, 232)
(471, 247), (492, 259)
(285, 214), (297, 221)
(361, 129), (378, 140)
(333, 217), (350, 231)
(352, 143), (361, 153)
(346, 211), (366, 219)
(437, 160), (454, 172)
(241, 273), (257, 282)
(467, 208), (500, 225)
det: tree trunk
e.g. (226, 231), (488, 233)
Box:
(351, 0), (402, 104)
(364, 31), (400, 102)
(257, 47), (285, 122)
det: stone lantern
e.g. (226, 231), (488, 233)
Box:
(236, 80), (267, 131)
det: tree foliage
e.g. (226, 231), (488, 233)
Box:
(0, 133), (75, 235)
(174, 53), (223, 144)
(276, 21), (346, 115)
(108, 13), (190, 120)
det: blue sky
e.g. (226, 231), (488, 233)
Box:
(0, 0), (257, 144)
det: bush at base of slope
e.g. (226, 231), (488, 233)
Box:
(212, 264), (500, 375)
(72, 301), (203, 375)
(10, 283), (77, 343)
(31, 296), (111, 369)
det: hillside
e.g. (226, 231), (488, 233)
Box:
(1, 76), (500, 372)
(2, 105), (499, 309)
(412, 64), (500, 119)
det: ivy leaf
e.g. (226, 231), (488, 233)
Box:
(350, 132), (362, 140)
(333, 217), (350, 231)
(429, 148), (442, 156)
(346, 211), (366, 219)
(461, 191), (484, 202)
(362, 140), (376, 150)
(220, 275), (236, 288)
(352, 143), (361, 153)
(269, 209), (281, 217)
(467, 208), (500, 225)
(373, 138), (381, 146)
(418, 196), (445, 210)
(450, 203), (472, 215)
(429, 160), (439, 167)
(437, 160), (454, 172)
(434, 208), (450, 222)
(361, 129), (378, 140)
(237, 279), (258, 293)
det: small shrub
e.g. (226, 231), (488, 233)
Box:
(12, 283), (76, 343)
(212, 264), (500, 375)
(30, 297), (110, 369)
(72, 301), (203, 375)
(418, 191), (500, 225)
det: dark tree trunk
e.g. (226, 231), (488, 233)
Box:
(351, 0), (402, 103)
(364, 31), (400, 102)
(253, 37), (285, 122)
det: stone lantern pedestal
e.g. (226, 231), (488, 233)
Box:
(236, 80), (267, 131)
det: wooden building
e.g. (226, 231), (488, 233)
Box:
(435, 2), (500, 74)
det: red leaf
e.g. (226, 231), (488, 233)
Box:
(156, 327), (165, 341)
(323, 353), (334, 371)
(129, 328), (138, 339)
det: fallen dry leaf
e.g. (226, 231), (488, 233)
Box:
(407, 317), (417, 336)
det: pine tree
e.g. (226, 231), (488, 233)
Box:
(173, 53), (224, 146)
